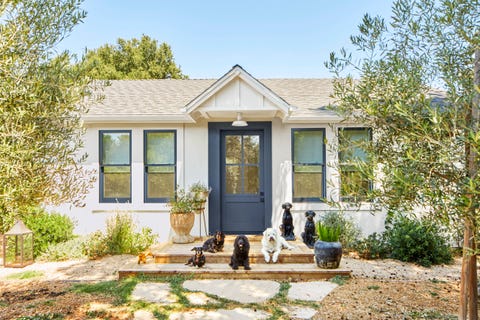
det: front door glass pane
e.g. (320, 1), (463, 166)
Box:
(225, 134), (260, 195)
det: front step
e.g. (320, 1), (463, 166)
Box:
(118, 263), (351, 281)
(118, 236), (352, 281)
(151, 236), (314, 264)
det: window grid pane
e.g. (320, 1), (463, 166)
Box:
(292, 129), (325, 201)
(145, 130), (176, 202)
(339, 128), (371, 202)
(100, 131), (131, 203)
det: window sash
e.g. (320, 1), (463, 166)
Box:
(338, 128), (371, 202)
(144, 130), (176, 202)
(292, 129), (325, 202)
(99, 130), (131, 203)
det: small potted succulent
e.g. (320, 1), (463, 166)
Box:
(168, 187), (195, 243)
(313, 221), (342, 269)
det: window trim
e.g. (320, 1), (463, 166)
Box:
(99, 130), (132, 203)
(143, 130), (177, 203)
(291, 128), (326, 202)
(338, 127), (373, 202)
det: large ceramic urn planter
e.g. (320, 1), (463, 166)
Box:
(314, 240), (342, 269)
(170, 212), (195, 244)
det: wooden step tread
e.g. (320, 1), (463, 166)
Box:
(151, 238), (314, 264)
(118, 263), (351, 281)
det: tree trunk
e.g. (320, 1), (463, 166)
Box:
(459, 48), (480, 320)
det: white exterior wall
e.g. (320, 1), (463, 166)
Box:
(52, 118), (385, 243)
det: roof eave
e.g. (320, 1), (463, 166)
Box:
(82, 114), (195, 124)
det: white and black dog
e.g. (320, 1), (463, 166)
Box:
(261, 227), (295, 263)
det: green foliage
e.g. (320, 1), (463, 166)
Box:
(81, 231), (108, 260)
(315, 221), (341, 242)
(22, 208), (75, 257)
(71, 278), (138, 305)
(37, 236), (87, 261)
(83, 34), (187, 79)
(384, 215), (453, 267)
(330, 275), (349, 286)
(353, 232), (390, 260)
(353, 215), (453, 266)
(326, 0), (480, 225)
(6, 270), (44, 280)
(168, 188), (195, 214)
(0, 0), (96, 232)
(82, 212), (157, 259)
(319, 211), (361, 249)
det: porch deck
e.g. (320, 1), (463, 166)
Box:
(118, 235), (352, 281)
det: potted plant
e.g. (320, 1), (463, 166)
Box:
(189, 182), (210, 214)
(168, 188), (195, 243)
(313, 221), (342, 269)
(189, 181), (210, 201)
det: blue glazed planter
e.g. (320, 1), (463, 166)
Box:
(314, 240), (342, 269)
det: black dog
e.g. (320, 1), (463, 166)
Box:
(279, 202), (295, 241)
(301, 210), (317, 248)
(202, 230), (225, 253)
(229, 235), (251, 270)
(185, 247), (206, 268)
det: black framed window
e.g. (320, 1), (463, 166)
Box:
(144, 130), (176, 202)
(339, 128), (372, 202)
(99, 130), (131, 203)
(292, 128), (325, 202)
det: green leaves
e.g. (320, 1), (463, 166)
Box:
(83, 35), (187, 80)
(326, 0), (480, 225)
(0, 0), (95, 232)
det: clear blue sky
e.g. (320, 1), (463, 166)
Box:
(58, 0), (393, 79)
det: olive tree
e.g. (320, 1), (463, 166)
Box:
(326, 0), (479, 318)
(0, 0), (96, 232)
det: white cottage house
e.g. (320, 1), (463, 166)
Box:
(57, 65), (386, 242)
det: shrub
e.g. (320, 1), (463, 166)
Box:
(82, 212), (157, 259)
(384, 215), (453, 267)
(353, 232), (389, 259)
(82, 231), (108, 260)
(319, 211), (362, 249)
(38, 236), (87, 261)
(22, 208), (75, 257)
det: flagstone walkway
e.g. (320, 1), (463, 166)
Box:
(130, 279), (337, 319)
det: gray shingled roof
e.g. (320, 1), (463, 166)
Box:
(87, 79), (335, 116)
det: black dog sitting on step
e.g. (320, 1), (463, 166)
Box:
(301, 210), (317, 248)
(185, 247), (206, 268)
(202, 230), (225, 253)
(279, 202), (296, 241)
(229, 235), (251, 270)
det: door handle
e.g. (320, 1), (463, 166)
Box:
(260, 191), (264, 202)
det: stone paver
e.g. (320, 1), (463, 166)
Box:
(185, 291), (217, 305)
(183, 279), (280, 304)
(130, 282), (177, 304)
(287, 281), (338, 301)
(169, 307), (270, 320)
(133, 310), (156, 320)
(281, 305), (318, 319)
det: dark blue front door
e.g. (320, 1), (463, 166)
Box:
(208, 122), (272, 235)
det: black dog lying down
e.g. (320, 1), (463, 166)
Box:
(202, 230), (225, 253)
(229, 235), (251, 270)
(185, 247), (206, 268)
